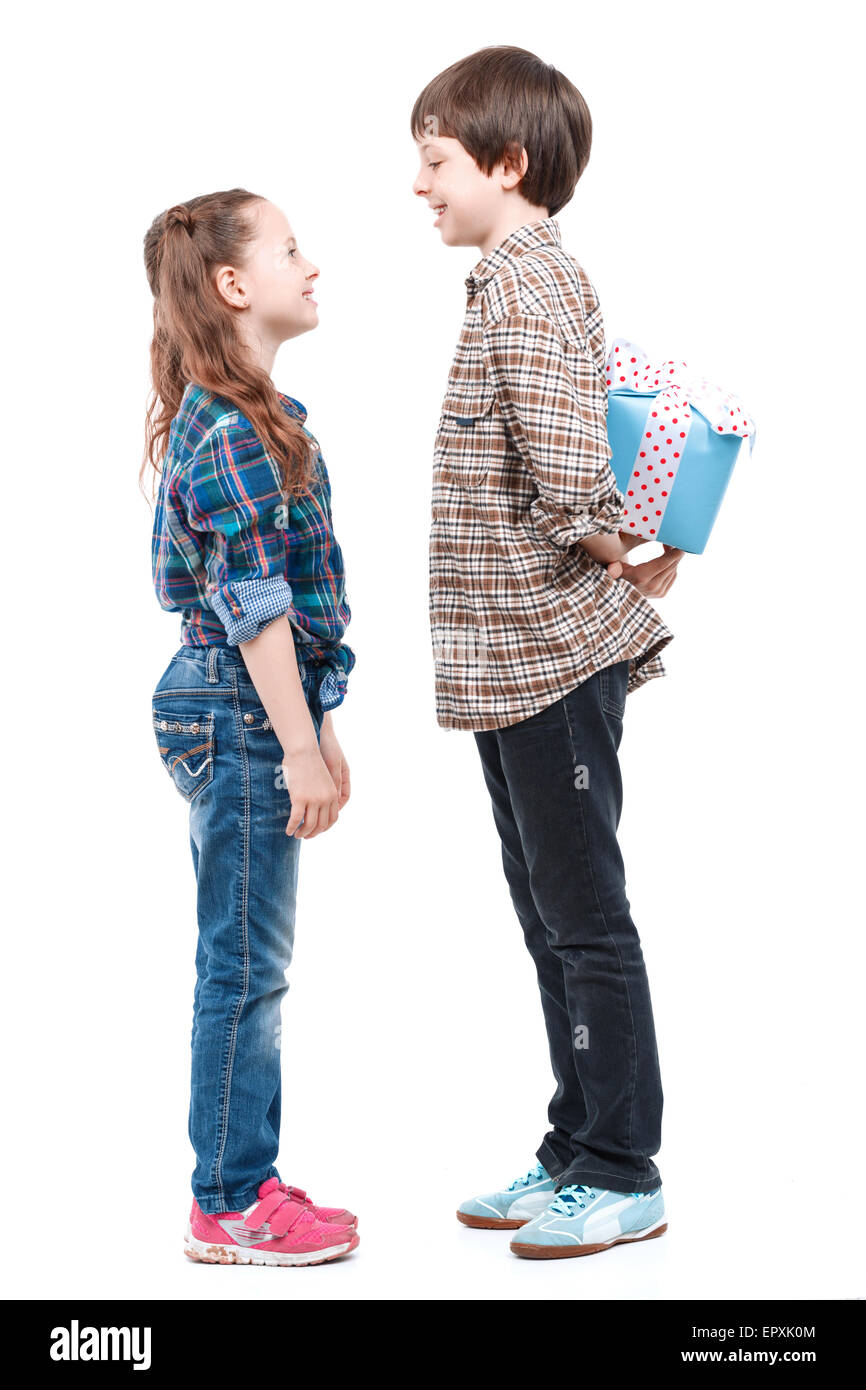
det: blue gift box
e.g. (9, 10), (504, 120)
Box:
(604, 339), (756, 555)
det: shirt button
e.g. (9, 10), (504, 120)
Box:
(243, 712), (254, 725)
(190, 723), (200, 734)
(160, 720), (168, 732)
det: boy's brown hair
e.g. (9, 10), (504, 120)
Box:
(410, 45), (592, 217)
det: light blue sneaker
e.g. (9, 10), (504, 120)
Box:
(510, 1184), (667, 1258)
(456, 1162), (557, 1229)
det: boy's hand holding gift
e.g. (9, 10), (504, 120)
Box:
(607, 542), (684, 599)
(578, 527), (684, 598)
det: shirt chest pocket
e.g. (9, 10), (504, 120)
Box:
(435, 382), (497, 489)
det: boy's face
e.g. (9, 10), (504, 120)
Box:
(413, 135), (518, 248)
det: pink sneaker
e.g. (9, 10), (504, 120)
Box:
(184, 1177), (359, 1267)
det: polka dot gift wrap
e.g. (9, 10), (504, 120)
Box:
(605, 338), (757, 554)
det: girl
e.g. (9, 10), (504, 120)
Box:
(142, 188), (359, 1267)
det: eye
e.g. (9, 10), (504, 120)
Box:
(287, 248), (298, 258)
(428, 161), (441, 170)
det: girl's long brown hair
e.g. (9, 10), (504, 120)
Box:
(141, 188), (316, 497)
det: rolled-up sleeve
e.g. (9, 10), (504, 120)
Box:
(482, 312), (625, 548)
(179, 422), (295, 645)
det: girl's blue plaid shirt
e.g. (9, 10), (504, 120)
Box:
(151, 383), (355, 699)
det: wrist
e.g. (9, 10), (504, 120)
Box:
(579, 531), (624, 564)
(280, 738), (320, 762)
(617, 531), (648, 555)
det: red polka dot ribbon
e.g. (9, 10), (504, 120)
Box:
(605, 337), (756, 540)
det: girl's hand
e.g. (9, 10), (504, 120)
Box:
(607, 543), (685, 598)
(281, 746), (340, 839)
(319, 714), (351, 810)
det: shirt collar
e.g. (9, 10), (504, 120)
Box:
(277, 389), (308, 423)
(464, 217), (561, 297)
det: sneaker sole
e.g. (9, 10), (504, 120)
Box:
(510, 1219), (668, 1259)
(184, 1225), (360, 1267)
(456, 1210), (529, 1230)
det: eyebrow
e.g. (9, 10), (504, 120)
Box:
(419, 143), (441, 154)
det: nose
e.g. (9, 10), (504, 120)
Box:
(413, 170), (429, 197)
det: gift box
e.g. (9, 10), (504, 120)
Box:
(604, 337), (756, 554)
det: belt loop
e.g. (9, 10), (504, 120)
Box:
(206, 647), (220, 683)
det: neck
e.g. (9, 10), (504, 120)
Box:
(478, 204), (550, 256)
(237, 317), (279, 377)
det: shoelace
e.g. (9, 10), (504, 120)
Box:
(549, 1185), (652, 1215)
(506, 1162), (547, 1192)
(549, 1184), (597, 1214)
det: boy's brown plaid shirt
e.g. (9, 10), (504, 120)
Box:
(429, 217), (674, 731)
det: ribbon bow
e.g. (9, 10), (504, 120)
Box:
(605, 337), (756, 452)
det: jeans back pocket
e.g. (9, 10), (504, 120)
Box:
(152, 707), (215, 802)
(598, 660), (629, 720)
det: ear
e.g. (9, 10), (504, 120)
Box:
(500, 140), (529, 187)
(215, 263), (249, 310)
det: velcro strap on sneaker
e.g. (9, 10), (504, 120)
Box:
(268, 1200), (314, 1239)
(282, 1185), (308, 1203)
(243, 1188), (289, 1230)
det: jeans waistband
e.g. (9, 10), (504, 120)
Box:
(171, 644), (346, 712)
(174, 641), (313, 680)
(175, 644), (247, 666)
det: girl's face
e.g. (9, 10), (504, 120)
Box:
(216, 199), (319, 350)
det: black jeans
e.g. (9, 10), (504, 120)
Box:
(474, 658), (663, 1194)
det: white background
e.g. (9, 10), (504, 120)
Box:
(3, 0), (863, 1302)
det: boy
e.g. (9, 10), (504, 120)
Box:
(411, 46), (683, 1260)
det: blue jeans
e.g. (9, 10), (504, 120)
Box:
(473, 658), (664, 1194)
(151, 643), (326, 1215)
